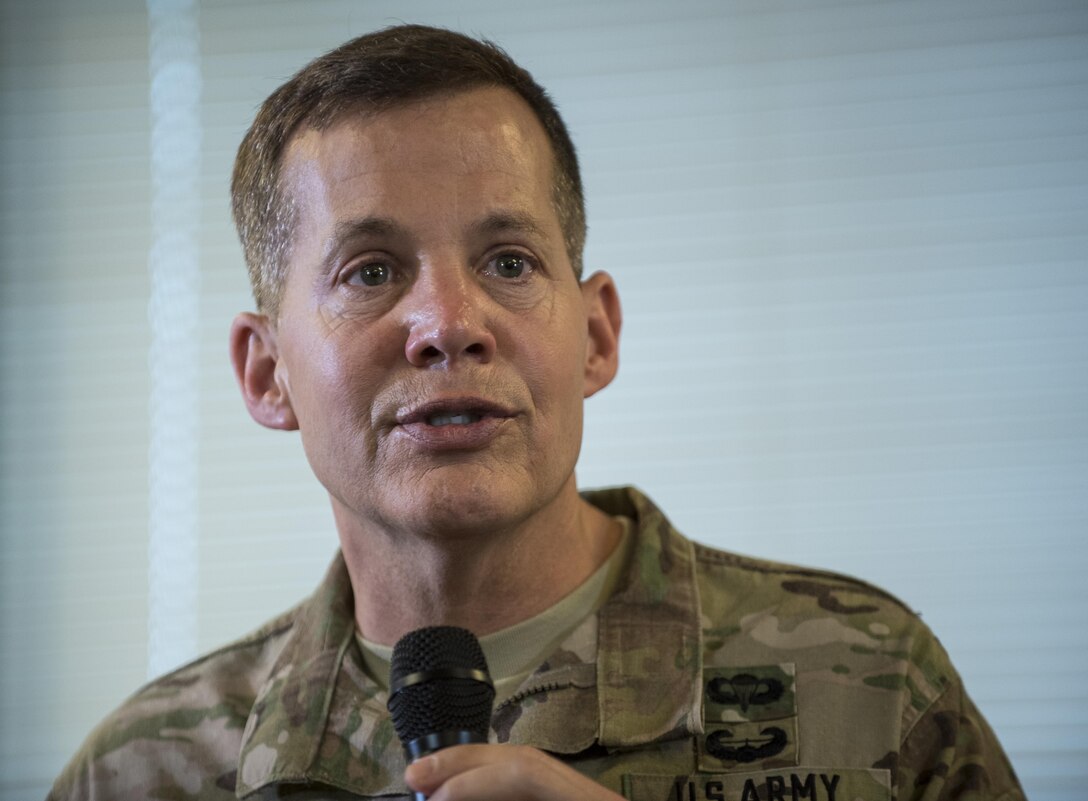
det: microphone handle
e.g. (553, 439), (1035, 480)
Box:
(406, 729), (487, 800)
(406, 728), (486, 760)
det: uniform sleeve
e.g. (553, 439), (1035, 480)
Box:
(896, 673), (1025, 801)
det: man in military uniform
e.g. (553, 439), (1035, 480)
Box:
(50, 25), (1024, 801)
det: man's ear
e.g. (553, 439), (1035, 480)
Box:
(581, 271), (622, 398)
(229, 312), (299, 431)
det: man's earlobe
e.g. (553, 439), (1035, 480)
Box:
(582, 271), (622, 398)
(229, 312), (299, 431)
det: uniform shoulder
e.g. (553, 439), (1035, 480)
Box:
(690, 539), (918, 619)
(687, 542), (1021, 799)
(133, 600), (299, 706)
(49, 603), (302, 800)
(690, 539), (960, 724)
(586, 484), (925, 631)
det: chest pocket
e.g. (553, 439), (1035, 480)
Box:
(699, 665), (798, 772)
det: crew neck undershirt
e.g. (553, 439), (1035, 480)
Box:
(356, 515), (633, 705)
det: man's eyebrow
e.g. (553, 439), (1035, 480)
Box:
(472, 211), (549, 240)
(317, 212), (549, 273)
(320, 216), (405, 271)
(330, 216), (405, 245)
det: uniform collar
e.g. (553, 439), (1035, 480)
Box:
(585, 487), (704, 747)
(234, 554), (394, 796)
(235, 486), (703, 797)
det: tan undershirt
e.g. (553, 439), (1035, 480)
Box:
(356, 515), (633, 705)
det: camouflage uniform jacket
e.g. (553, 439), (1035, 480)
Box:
(50, 487), (1024, 801)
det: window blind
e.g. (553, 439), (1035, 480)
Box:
(2, 1), (1084, 797)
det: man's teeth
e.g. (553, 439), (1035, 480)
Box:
(426, 412), (482, 427)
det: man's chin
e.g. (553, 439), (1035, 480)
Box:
(396, 468), (579, 542)
(390, 484), (536, 541)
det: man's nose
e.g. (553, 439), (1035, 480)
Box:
(403, 267), (497, 367)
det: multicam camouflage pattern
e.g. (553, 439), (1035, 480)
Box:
(50, 487), (1025, 800)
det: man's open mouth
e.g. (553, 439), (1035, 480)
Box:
(392, 398), (515, 450)
(395, 397), (516, 429)
(426, 412), (483, 427)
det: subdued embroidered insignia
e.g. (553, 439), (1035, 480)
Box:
(701, 665), (798, 771)
(703, 665), (795, 723)
(706, 674), (784, 713)
(705, 725), (788, 763)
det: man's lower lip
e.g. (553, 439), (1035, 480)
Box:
(395, 417), (508, 449)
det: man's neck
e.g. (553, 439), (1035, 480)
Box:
(333, 480), (621, 645)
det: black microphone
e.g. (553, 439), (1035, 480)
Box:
(388, 625), (496, 801)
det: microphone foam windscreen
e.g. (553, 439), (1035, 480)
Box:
(388, 625), (495, 745)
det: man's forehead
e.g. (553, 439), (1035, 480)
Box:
(281, 87), (552, 181)
(277, 88), (564, 253)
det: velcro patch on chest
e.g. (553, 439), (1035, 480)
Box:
(622, 767), (891, 801)
(701, 665), (798, 771)
(704, 665), (796, 723)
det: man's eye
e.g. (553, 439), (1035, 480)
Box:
(491, 253), (528, 279)
(350, 263), (391, 286)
